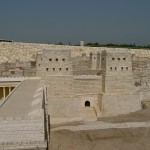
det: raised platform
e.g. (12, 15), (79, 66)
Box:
(0, 79), (47, 150)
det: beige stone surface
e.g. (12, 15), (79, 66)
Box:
(0, 42), (150, 63)
(0, 41), (150, 149)
(49, 108), (150, 150)
(0, 79), (47, 150)
(0, 79), (41, 117)
(50, 127), (150, 150)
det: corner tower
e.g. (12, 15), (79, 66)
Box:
(101, 51), (141, 117)
(36, 49), (82, 124)
(36, 49), (72, 77)
(105, 51), (133, 93)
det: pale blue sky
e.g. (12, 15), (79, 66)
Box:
(0, 0), (150, 45)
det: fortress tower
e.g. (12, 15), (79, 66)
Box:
(36, 49), (83, 124)
(36, 49), (74, 96)
(101, 51), (141, 116)
(105, 52), (134, 93)
(36, 49), (72, 77)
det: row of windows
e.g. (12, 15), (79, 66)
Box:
(112, 58), (126, 61)
(46, 68), (69, 71)
(42, 57), (126, 61)
(110, 67), (128, 71)
(41, 58), (65, 61)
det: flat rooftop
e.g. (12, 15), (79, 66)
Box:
(0, 79), (41, 117)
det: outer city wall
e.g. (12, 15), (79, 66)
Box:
(0, 42), (150, 63)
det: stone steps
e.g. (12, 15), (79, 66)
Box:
(0, 119), (45, 143)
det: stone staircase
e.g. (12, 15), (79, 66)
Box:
(82, 107), (97, 122)
(0, 118), (45, 143)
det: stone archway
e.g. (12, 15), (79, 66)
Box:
(85, 101), (90, 107)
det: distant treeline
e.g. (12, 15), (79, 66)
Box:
(55, 42), (150, 49)
(85, 42), (150, 49)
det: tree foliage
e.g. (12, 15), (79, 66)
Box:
(85, 42), (150, 49)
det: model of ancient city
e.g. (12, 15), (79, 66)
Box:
(0, 41), (150, 150)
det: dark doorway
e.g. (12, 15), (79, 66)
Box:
(85, 101), (90, 107)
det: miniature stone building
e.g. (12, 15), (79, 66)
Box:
(36, 49), (141, 124)
(1, 41), (150, 149)
(101, 51), (141, 116)
(0, 42), (146, 121)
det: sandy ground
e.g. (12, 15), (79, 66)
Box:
(49, 108), (150, 150)
(99, 108), (150, 123)
(49, 128), (150, 150)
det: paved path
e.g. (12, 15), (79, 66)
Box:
(0, 79), (40, 117)
(51, 121), (150, 132)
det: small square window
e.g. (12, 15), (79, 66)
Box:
(49, 58), (52, 61)
(59, 68), (62, 71)
(62, 58), (65, 61)
(56, 58), (58, 61)
(53, 68), (55, 71)
(126, 67), (128, 70)
(121, 67), (123, 71)
(11, 71), (15, 74)
(115, 67), (117, 70)
(123, 58), (126, 60)
(112, 58), (115, 60)
(46, 68), (49, 71)
(110, 67), (112, 70)
(66, 68), (69, 71)
(118, 58), (120, 60)
(39, 64), (40, 67)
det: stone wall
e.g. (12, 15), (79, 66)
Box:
(1, 41), (150, 123)
(100, 51), (141, 116)
(72, 55), (90, 71)
(0, 61), (36, 77)
(73, 77), (102, 94)
(104, 52), (135, 94)
(0, 42), (150, 63)
(105, 52), (132, 75)
(132, 56), (150, 105)
(36, 49), (73, 76)
(101, 94), (141, 116)
(48, 97), (82, 118)
(47, 76), (74, 96)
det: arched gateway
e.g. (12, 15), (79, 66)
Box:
(85, 101), (90, 107)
